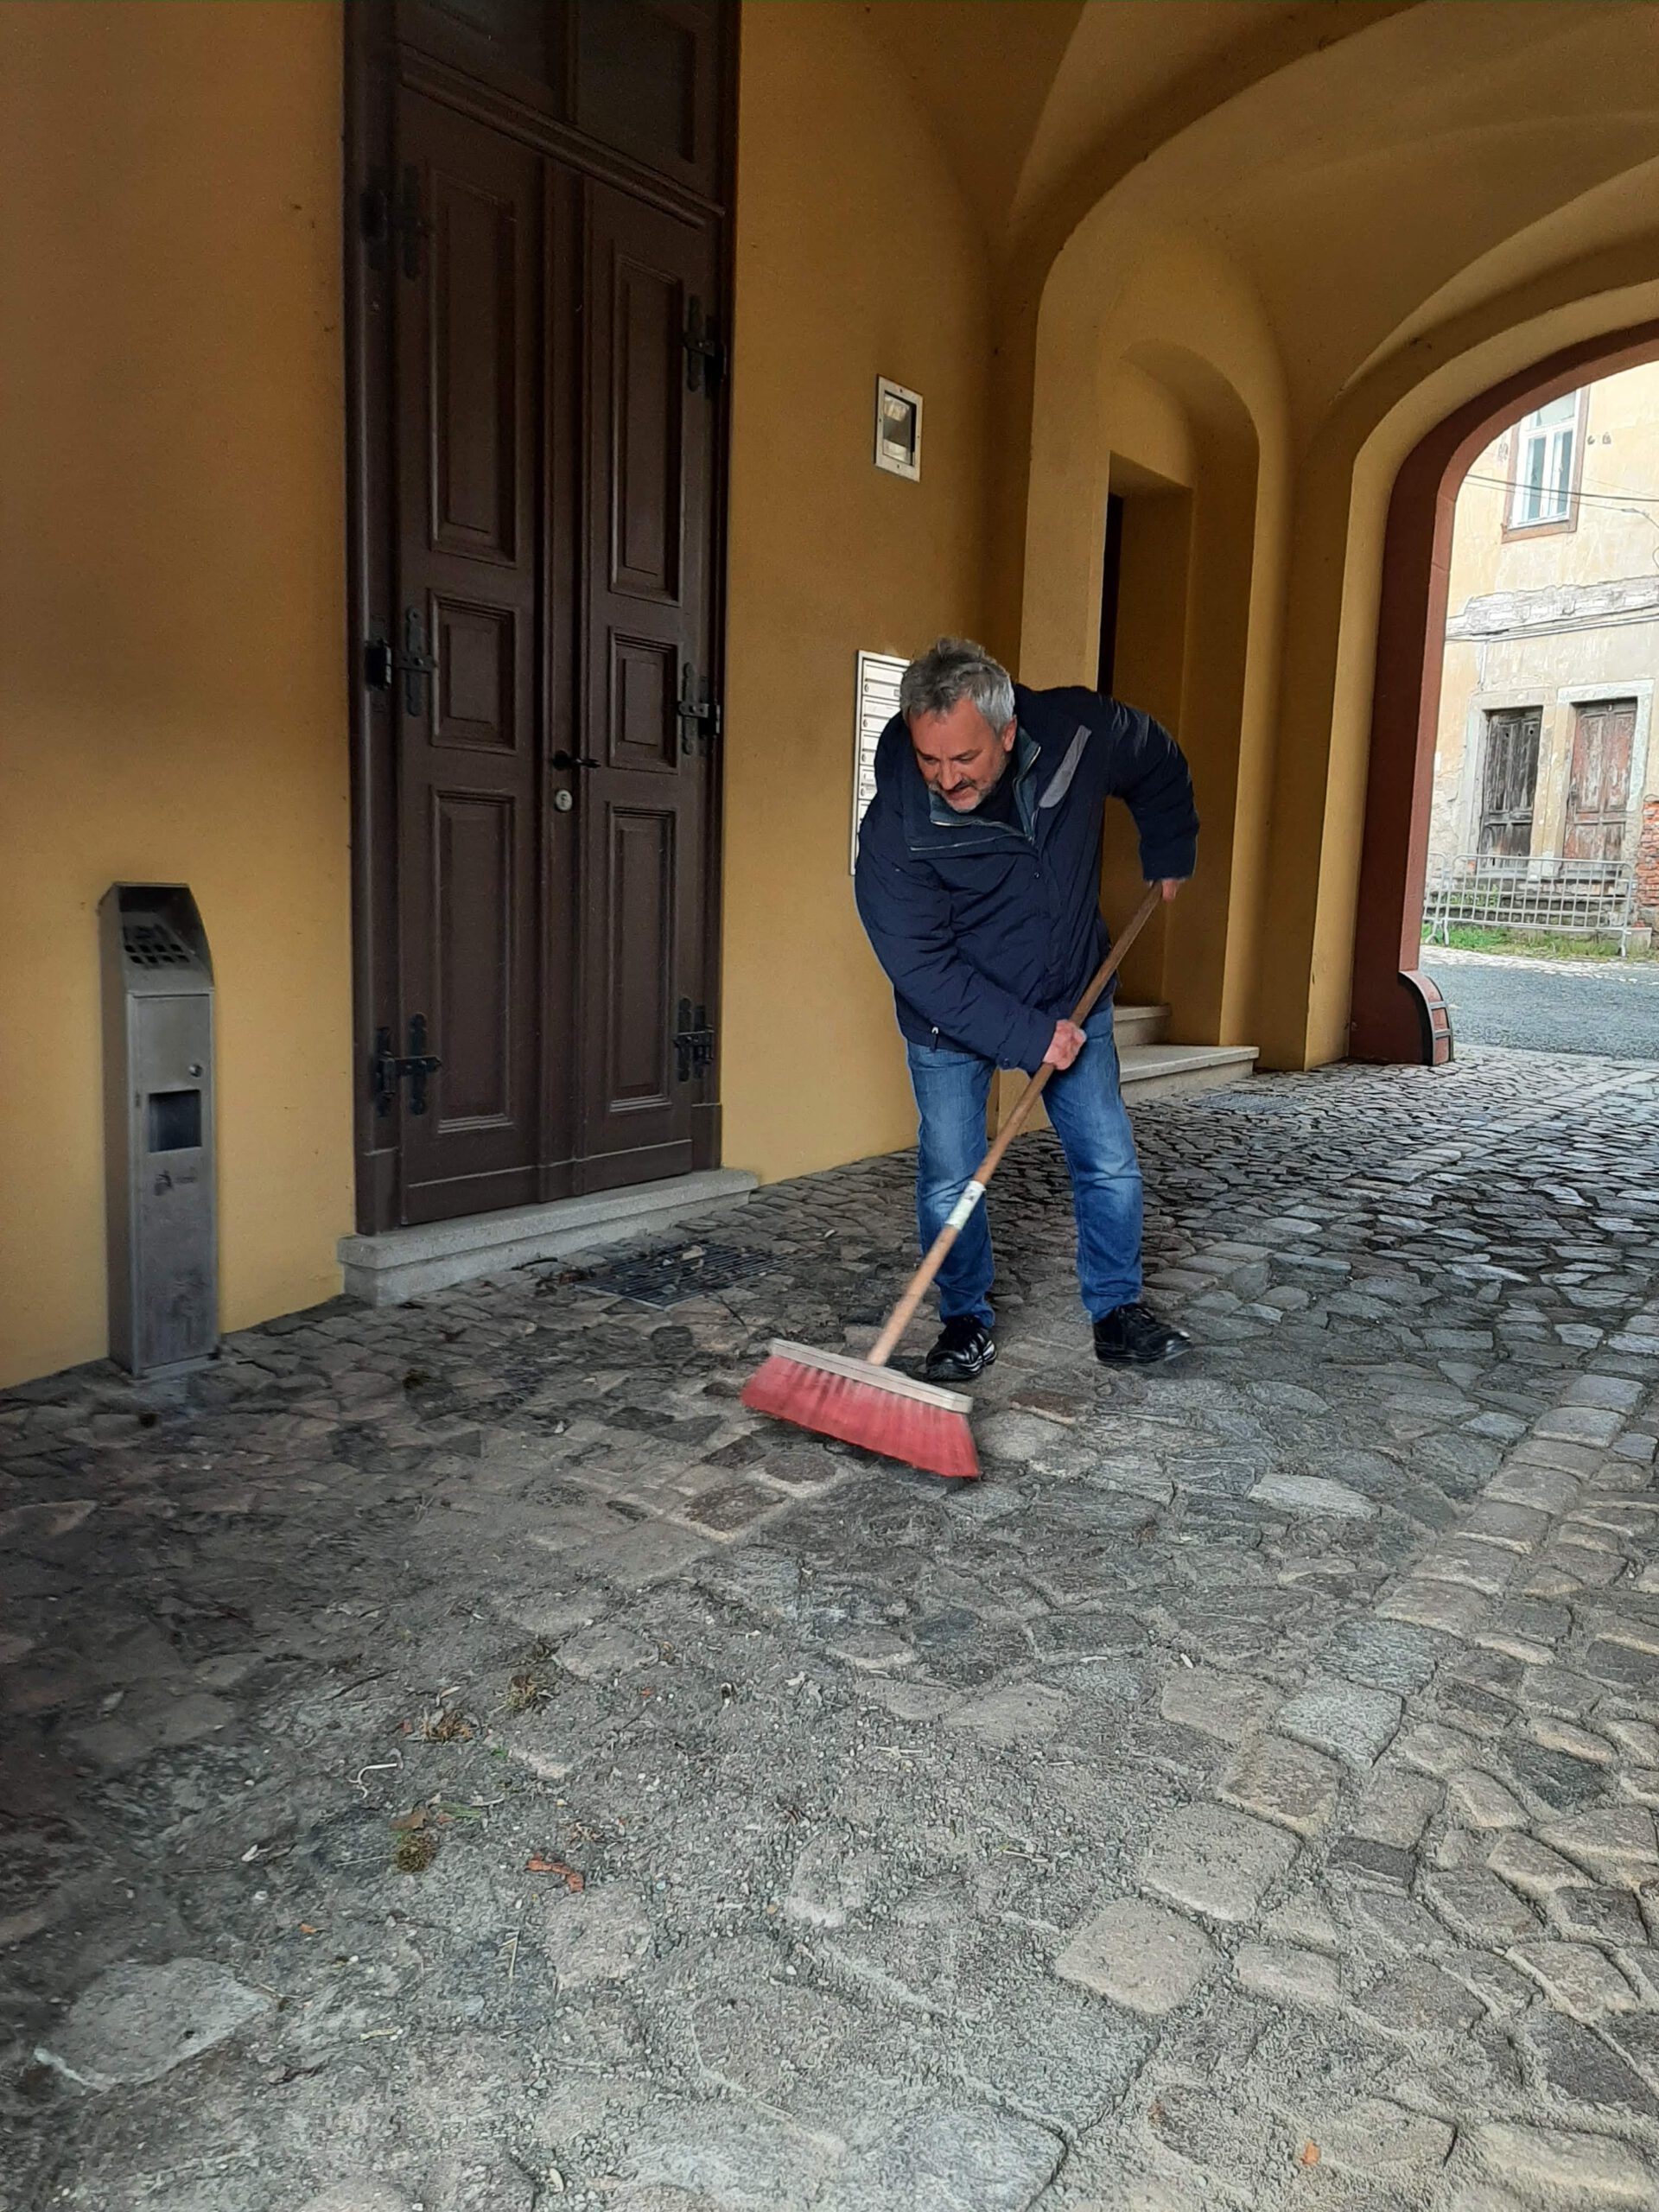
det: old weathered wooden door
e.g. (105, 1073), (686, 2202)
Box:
(1565, 699), (1636, 862)
(1478, 708), (1541, 858)
(351, 2), (730, 1233)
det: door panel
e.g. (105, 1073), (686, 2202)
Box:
(576, 180), (719, 1189)
(395, 90), (544, 1222)
(1566, 701), (1636, 862)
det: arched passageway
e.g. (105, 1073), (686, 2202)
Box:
(1351, 321), (1659, 1064)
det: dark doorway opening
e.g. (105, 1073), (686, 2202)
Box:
(1096, 491), (1124, 696)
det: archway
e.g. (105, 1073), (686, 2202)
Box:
(1350, 318), (1659, 1064)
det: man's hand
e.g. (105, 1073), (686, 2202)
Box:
(1043, 1018), (1087, 1071)
(1158, 878), (1187, 903)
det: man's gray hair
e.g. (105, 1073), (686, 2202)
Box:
(899, 638), (1016, 732)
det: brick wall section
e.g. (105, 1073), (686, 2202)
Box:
(1638, 798), (1659, 920)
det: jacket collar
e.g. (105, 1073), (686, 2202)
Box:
(907, 725), (1041, 853)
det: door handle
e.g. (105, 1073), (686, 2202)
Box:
(552, 751), (598, 770)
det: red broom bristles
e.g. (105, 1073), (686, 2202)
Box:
(741, 1350), (981, 1481)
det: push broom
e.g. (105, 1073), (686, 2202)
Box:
(741, 886), (1164, 1480)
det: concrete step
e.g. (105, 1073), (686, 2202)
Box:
(1119, 1041), (1259, 1103)
(1113, 1001), (1170, 1048)
(339, 1166), (759, 1306)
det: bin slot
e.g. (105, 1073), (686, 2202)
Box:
(148, 1089), (202, 1153)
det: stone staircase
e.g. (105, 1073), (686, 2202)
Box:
(1113, 1001), (1260, 1102)
(990, 1002), (1257, 1134)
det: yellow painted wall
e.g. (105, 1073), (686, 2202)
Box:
(0, 2), (352, 1387)
(719, 2), (990, 1184)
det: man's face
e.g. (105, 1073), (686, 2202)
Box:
(907, 698), (1016, 812)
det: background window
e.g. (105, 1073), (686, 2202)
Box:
(1509, 391), (1580, 527)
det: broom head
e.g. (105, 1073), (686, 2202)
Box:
(741, 1340), (980, 1481)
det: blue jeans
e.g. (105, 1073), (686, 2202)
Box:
(905, 1006), (1143, 1328)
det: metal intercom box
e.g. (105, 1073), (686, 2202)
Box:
(99, 885), (218, 1375)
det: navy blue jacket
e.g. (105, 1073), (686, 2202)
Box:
(853, 684), (1198, 1071)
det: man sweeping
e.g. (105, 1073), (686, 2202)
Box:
(854, 637), (1198, 1383)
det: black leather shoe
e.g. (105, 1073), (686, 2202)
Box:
(1093, 1301), (1190, 1366)
(924, 1315), (997, 1382)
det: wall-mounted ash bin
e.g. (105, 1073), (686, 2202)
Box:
(99, 885), (218, 1376)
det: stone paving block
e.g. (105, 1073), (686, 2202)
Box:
(945, 1681), (1069, 1748)
(1380, 1579), (1490, 1639)
(1141, 1805), (1297, 1923)
(539, 1885), (652, 1990)
(1250, 1471), (1376, 1519)
(564, 1518), (711, 1589)
(1423, 1868), (1539, 1946)
(1487, 1465), (1581, 1515)
(1419, 1538), (1522, 1596)
(1352, 1769), (1440, 1849)
(1054, 1900), (1218, 2017)
(1448, 1771), (1529, 1830)
(1397, 1719), (1484, 1778)
(1344, 1887), (1450, 1958)
(1517, 1664), (1603, 1720)
(1510, 1940), (1639, 2020)
(1504, 1741), (1609, 1817)
(35, 1958), (271, 2089)
(1520, 2009), (1659, 2123)
(1529, 1714), (1613, 1764)
(1464, 1500), (1554, 1552)
(1546, 1885), (1649, 1948)
(817, 2102), (1065, 2212)
(1277, 1675), (1402, 1768)
(1219, 1734), (1342, 1839)
(783, 1833), (879, 1930)
(1588, 1639), (1659, 1693)
(1302, 2096), (1454, 2177)
(1158, 1666), (1280, 1741)
(1136, 2080), (1276, 2184)
(1327, 1617), (1446, 1694)
(1542, 1807), (1659, 1879)
(1487, 1832), (1591, 1903)
(1234, 1942), (1338, 2013)
(1329, 1834), (1417, 1887)
(1608, 1718), (1659, 1764)
(1537, 1405), (1626, 1446)
(1471, 2121), (1659, 2206)
(1354, 1960), (1484, 2039)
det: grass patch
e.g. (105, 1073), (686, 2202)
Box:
(1423, 925), (1648, 962)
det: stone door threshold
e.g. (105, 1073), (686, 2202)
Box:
(338, 1168), (760, 1306)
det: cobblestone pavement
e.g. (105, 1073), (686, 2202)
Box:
(1422, 951), (1659, 1060)
(6, 1047), (1659, 2212)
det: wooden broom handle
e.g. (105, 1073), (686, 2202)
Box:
(867, 884), (1164, 1370)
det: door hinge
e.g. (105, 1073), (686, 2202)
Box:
(371, 1014), (442, 1118)
(677, 664), (721, 756)
(672, 999), (715, 1083)
(362, 166), (430, 279)
(683, 296), (725, 397)
(364, 608), (437, 716)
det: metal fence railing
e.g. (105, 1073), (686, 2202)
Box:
(1422, 853), (1637, 956)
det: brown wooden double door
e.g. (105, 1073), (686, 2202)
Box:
(380, 85), (722, 1226)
